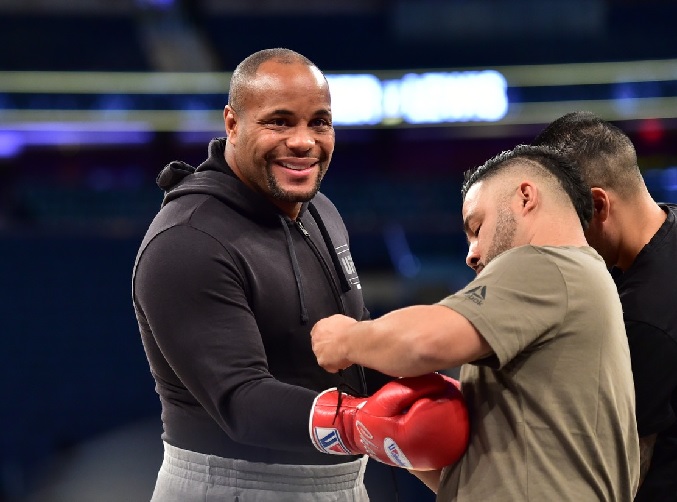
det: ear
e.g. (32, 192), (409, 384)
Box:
(517, 181), (538, 215)
(590, 187), (610, 223)
(224, 105), (237, 143)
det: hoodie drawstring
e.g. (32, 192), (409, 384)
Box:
(279, 215), (310, 325)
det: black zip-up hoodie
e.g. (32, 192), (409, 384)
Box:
(132, 138), (389, 465)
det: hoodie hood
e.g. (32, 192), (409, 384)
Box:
(156, 137), (309, 226)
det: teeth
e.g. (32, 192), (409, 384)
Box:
(280, 162), (313, 170)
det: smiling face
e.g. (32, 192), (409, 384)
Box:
(224, 59), (335, 218)
(462, 178), (518, 275)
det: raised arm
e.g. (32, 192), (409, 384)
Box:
(311, 304), (492, 377)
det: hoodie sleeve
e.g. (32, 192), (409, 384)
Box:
(134, 223), (320, 452)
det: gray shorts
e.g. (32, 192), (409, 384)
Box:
(151, 442), (370, 502)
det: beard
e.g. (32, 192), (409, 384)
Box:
(485, 207), (517, 266)
(265, 163), (326, 203)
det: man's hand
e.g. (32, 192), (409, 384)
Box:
(311, 314), (357, 372)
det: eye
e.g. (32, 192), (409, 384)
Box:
(268, 117), (288, 127)
(474, 225), (481, 237)
(310, 117), (332, 129)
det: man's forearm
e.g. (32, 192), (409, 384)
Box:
(312, 305), (491, 377)
(344, 306), (458, 377)
(345, 305), (490, 377)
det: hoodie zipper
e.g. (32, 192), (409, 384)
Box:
(295, 219), (345, 315)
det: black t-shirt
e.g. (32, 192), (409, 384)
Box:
(610, 203), (677, 501)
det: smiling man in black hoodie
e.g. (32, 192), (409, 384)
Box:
(132, 48), (469, 501)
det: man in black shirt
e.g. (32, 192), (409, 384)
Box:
(532, 111), (677, 500)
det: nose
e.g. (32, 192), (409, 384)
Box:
(286, 126), (315, 152)
(465, 241), (480, 271)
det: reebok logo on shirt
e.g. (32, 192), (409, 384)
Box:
(464, 285), (487, 305)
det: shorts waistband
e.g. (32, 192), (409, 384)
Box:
(160, 442), (368, 493)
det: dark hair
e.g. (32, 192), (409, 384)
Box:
(228, 48), (319, 112)
(531, 111), (642, 196)
(462, 144), (593, 229)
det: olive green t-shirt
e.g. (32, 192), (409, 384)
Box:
(437, 245), (639, 501)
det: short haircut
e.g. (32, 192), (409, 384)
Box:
(531, 111), (642, 197)
(228, 48), (320, 112)
(462, 144), (594, 229)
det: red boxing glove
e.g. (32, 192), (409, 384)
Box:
(309, 373), (469, 470)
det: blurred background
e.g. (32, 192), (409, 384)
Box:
(1, 0), (677, 501)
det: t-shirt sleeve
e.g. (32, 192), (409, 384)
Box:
(626, 320), (677, 436)
(437, 247), (568, 369)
